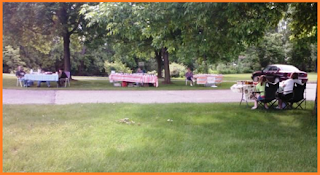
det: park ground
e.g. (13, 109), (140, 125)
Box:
(3, 103), (317, 172)
(2, 73), (318, 172)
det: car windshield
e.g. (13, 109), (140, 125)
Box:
(263, 66), (271, 71)
(277, 65), (300, 72)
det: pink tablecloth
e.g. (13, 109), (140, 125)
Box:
(109, 73), (158, 87)
(193, 74), (223, 84)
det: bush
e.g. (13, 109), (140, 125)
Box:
(104, 60), (132, 74)
(216, 63), (237, 74)
(242, 68), (253, 73)
(147, 70), (157, 75)
(208, 68), (219, 74)
(170, 62), (186, 78)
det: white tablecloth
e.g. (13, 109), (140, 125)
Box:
(230, 83), (256, 100)
(24, 74), (59, 81)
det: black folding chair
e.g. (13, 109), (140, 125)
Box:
(253, 82), (279, 108)
(283, 83), (306, 109)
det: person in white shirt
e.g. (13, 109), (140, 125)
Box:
(277, 72), (304, 109)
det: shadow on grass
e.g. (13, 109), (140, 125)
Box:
(2, 103), (317, 172)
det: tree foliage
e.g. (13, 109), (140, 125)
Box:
(3, 45), (25, 73)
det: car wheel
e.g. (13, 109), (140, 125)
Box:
(274, 77), (280, 83)
(253, 76), (259, 82)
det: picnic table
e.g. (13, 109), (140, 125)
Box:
(109, 73), (159, 87)
(193, 74), (223, 86)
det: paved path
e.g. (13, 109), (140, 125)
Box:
(3, 84), (317, 105)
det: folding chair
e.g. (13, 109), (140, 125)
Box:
(64, 71), (71, 87)
(258, 82), (279, 108)
(185, 78), (194, 86)
(283, 83), (306, 109)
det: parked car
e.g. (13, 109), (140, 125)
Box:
(251, 64), (308, 83)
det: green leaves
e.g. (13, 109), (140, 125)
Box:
(3, 45), (25, 72)
(287, 3), (317, 43)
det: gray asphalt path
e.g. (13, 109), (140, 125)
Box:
(3, 84), (317, 105)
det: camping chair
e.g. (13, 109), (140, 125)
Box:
(283, 83), (306, 109)
(253, 82), (279, 108)
(64, 71), (71, 87)
(185, 78), (194, 86)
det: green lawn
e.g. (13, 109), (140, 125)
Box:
(308, 72), (318, 82)
(3, 103), (317, 172)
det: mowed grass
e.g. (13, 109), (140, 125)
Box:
(3, 103), (317, 172)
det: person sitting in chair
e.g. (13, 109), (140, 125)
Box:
(135, 68), (143, 86)
(136, 68), (143, 73)
(15, 66), (27, 86)
(57, 68), (68, 87)
(276, 72), (304, 109)
(252, 75), (268, 110)
(185, 68), (194, 86)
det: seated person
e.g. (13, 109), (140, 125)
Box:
(185, 68), (194, 86)
(276, 72), (304, 109)
(15, 66), (27, 86)
(57, 68), (68, 87)
(252, 75), (268, 110)
(37, 69), (50, 88)
(136, 68), (143, 73)
(135, 68), (143, 86)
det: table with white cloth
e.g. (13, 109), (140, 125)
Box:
(24, 73), (59, 81)
(109, 73), (159, 87)
(230, 81), (257, 105)
(193, 74), (223, 86)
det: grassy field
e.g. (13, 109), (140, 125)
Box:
(3, 73), (317, 91)
(3, 103), (317, 172)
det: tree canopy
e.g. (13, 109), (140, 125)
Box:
(3, 2), (316, 79)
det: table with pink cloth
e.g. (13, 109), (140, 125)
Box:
(109, 73), (159, 87)
(193, 74), (223, 85)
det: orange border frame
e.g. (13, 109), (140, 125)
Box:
(0, 1), (318, 174)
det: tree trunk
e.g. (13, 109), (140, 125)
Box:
(77, 46), (86, 76)
(58, 3), (72, 78)
(78, 60), (84, 76)
(133, 57), (139, 70)
(162, 47), (171, 84)
(155, 50), (163, 78)
(63, 33), (71, 74)
(203, 55), (208, 74)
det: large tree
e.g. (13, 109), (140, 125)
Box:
(3, 2), (88, 77)
(81, 3), (168, 80)
(83, 2), (287, 83)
